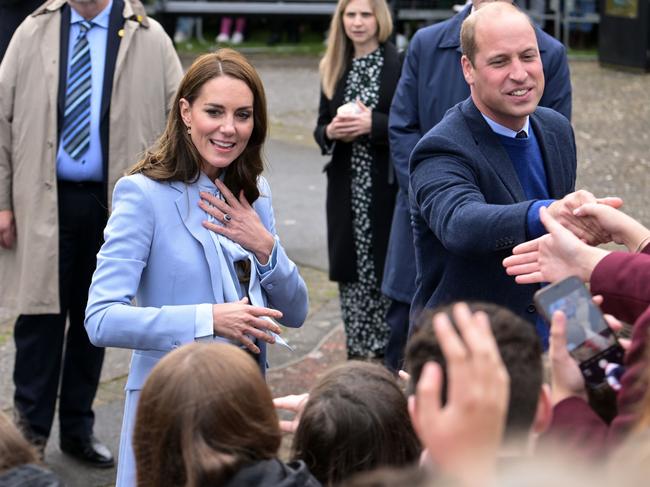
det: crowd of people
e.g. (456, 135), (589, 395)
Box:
(0, 0), (648, 486)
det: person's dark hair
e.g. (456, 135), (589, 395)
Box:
(129, 48), (267, 204)
(133, 343), (281, 487)
(406, 301), (543, 435)
(291, 361), (420, 486)
(0, 412), (39, 473)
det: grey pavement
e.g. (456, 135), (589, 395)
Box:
(0, 54), (649, 486)
(0, 53), (333, 487)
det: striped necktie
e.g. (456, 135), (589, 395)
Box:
(62, 21), (94, 161)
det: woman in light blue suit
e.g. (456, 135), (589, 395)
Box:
(85, 49), (308, 486)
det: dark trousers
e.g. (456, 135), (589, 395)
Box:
(383, 298), (410, 372)
(13, 181), (107, 441)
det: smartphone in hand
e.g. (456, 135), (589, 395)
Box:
(534, 276), (624, 388)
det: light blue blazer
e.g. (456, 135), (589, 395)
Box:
(85, 172), (308, 486)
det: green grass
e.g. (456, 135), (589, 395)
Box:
(0, 322), (12, 347)
(567, 48), (598, 59)
(175, 29), (326, 57)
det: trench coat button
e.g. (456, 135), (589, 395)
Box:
(526, 304), (536, 313)
(267, 283), (274, 290)
(44, 181), (52, 190)
(47, 140), (54, 148)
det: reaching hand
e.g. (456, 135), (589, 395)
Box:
(0, 210), (16, 249)
(503, 206), (610, 284)
(546, 190), (622, 245)
(549, 310), (587, 405)
(273, 393), (309, 433)
(573, 202), (650, 253)
(212, 297), (283, 354)
(200, 179), (275, 263)
(408, 303), (509, 486)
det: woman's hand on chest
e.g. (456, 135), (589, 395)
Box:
(199, 179), (275, 263)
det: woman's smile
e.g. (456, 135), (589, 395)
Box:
(180, 75), (254, 180)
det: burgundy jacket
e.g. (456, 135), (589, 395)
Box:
(543, 244), (650, 457)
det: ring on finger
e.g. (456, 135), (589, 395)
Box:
(223, 213), (232, 224)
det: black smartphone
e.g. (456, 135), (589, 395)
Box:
(534, 276), (625, 388)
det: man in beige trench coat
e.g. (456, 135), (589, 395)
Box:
(0, 0), (182, 466)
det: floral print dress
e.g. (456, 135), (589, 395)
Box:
(338, 46), (390, 359)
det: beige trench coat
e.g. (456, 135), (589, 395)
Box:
(0, 0), (183, 314)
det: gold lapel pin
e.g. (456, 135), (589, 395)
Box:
(118, 28), (124, 37)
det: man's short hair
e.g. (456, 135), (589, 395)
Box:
(460, 2), (535, 65)
(405, 301), (543, 435)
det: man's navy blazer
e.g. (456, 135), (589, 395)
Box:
(408, 97), (576, 331)
(382, 4), (572, 304)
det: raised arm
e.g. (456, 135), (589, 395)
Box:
(411, 147), (531, 257)
(503, 206), (611, 284)
(573, 202), (650, 253)
(409, 303), (509, 487)
(503, 204), (650, 322)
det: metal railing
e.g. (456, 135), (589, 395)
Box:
(147, 0), (602, 48)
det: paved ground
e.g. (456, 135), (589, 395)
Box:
(0, 54), (648, 486)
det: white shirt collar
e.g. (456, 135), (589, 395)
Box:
(481, 113), (530, 138)
(70, 0), (113, 29)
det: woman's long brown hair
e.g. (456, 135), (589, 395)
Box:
(129, 49), (268, 204)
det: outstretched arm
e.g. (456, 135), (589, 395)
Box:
(503, 206), (611, 284)
(573, 202), (650, 253)
(545, 193), (623, 246)
(411, 148), (531, 257)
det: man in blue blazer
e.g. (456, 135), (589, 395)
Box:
(383, 0), (571, 370)
(409, 3), (612, 342)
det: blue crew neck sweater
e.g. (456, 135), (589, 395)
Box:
(498, 129), (554, 348)
(497, 130), (554, 239)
